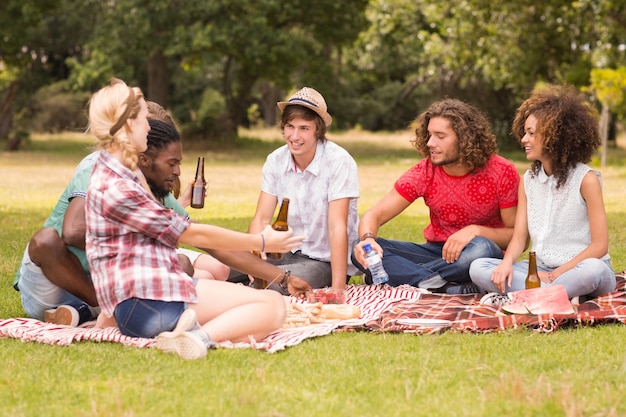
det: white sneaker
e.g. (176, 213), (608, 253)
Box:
(172, 309), (199, 333)
(480, 292), (511, 306)
(44, 305), (79, 326)
(156, 331), (208, 360)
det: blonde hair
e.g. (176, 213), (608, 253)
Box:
(88, 78), (145, 170)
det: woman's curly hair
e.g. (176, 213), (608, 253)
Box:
(512, 84), (600, 188)
(411, 98), (498, 171)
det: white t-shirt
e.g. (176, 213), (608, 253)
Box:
(261, 140), (360, 274)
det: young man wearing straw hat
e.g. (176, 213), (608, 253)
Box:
(15, 103), (312, 328)
(243, 87), (360, 293)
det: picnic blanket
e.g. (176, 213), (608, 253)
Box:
(357, 274), (626, 334)
(0, 284), (425, 354)
(1, 274), (625, 353)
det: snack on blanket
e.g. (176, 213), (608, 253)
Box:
(320, 304), (361, 320)
(283, 302), (324, 328)
(307, 288), (346, 304)
(282, 299), (361, 328)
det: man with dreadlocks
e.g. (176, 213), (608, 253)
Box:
(13, 107), (225, 326)
(14, 102), (311, 328)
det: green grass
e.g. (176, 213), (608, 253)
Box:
(1, 131), (626, 416)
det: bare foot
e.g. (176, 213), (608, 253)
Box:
(95, 312), (117, 329)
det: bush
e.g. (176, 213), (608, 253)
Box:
(179, 87), (235, 142)
(28, 83), (90, 133)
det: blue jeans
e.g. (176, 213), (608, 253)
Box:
(114, 298), (185, 339)
(469, 257), (615, 299)
(352, 237), (503, 287)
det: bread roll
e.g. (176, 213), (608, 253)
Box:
(320, 304), (361, 320)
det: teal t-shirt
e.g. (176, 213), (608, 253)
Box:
(14, 151), (189, 287)
(163, 193), (189, 219)
(43, 152), (99, 273)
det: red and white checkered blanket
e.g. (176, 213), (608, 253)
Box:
(356, 274), (626, 335)
(1, 274), (624, 353)
(0, 284), (424, 353)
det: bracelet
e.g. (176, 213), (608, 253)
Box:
(360, 232), (377, 242)
(260, 234), (265, 253)
(279, 270), (291, 290)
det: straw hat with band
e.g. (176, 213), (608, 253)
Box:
(277, 87), (332, 127)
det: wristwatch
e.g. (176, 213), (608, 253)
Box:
(279, 270), (291, 290)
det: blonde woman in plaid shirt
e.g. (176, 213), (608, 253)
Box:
(85, 79), (304, 360)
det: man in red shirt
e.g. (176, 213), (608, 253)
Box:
(352, 98), (519, 294)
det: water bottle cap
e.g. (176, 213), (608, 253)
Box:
(363, 243), (372, 251)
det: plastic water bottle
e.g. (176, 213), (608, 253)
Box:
(362, 243), (389, 284)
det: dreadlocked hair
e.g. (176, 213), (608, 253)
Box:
(144, 119), (181, 159)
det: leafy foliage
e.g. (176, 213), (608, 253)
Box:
(1, 0), (626, 147)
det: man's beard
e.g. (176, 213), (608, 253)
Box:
(431, 157), (460, 166)
(146, 177), (170, 201)
(430, 150), (461, 167)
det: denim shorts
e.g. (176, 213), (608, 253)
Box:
(17, 246), (86, 320)
(114, 298), (186, 339)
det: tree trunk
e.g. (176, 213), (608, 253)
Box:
(147, 52), (169, 108)
(599, 103), (609, 168)
(259, 81), (280, 127)
(0, 81), (18, 142)
(221, 61), (257, 140)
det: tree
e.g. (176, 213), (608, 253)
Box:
(0, 0), (99, 145)
(172, 0), (369, 139)
(587, 67), (626, 166)
(66, 0), (369, 141)
(342, 0), (626, 144)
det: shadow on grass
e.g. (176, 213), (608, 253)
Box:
(12, 131), (626, 168)
(184, 134), (425, 164)
(15, 135), (94, 158)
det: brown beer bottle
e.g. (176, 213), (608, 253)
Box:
(267, 198), (290, 260)
(190, 157), (206, 209)
(525, 251), (540, 289)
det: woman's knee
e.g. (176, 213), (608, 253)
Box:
(577, 258), (614, 279)
(264, 290), (286, 327)
(580, 258), (615, 292)
(469, 258), (499, 284)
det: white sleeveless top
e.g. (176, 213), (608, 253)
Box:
(525, 163), (609, 268)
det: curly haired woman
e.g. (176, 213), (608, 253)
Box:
(470, 84), (615, 303)
(352, 98), (520, 293)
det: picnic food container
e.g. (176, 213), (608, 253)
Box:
(307, 288), (346, 304)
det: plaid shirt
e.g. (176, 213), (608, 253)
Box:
(85, 150), (195, 317)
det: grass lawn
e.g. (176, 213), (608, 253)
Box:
(1, 129), (626, 417)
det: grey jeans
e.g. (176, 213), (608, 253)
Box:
(229, 251), (333, 294)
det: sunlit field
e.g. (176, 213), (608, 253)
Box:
(1, 129), (626, 416)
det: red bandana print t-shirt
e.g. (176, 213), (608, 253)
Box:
(395, 155), (519, 243)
